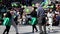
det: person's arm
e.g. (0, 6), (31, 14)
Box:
(3, 18), (9, 25)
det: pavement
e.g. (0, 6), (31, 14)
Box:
(0, 25), (60, 34)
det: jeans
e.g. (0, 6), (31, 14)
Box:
(38, 17), (46, 34)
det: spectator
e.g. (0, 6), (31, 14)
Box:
(47, 8), (54, 32)
(3, 12), (12, 34)
(54, 8), (60, 26)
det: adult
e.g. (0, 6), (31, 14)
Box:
(29, 7), (38, 32)
(47, 8), (54, 32)
(36, 3), (46, 34)
(10, 9), (19, 34)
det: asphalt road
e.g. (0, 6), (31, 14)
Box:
(0, 25), (60, 34)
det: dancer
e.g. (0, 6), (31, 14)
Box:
(29, 7), (38, 33)
(3, 12), (12, 34)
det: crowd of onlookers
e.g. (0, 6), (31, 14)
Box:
(45, 1), (60, 26)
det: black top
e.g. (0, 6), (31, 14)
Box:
(30, 11), (37, 17)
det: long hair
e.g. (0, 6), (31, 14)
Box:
(6, 12), (12, 19)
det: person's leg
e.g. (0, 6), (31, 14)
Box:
(43, 25), (46, 34)
(11, 19), (19, 34)
(48, 23), (52, 30)
(6, 26), (11, 34)
(3, 29), (7, 34)
(32, 25), (34, 32)
(13, 23), (19, 34)
(48, 23), (53, 33)
(42, 17), (47, 34)
(3, 26), (7, 34)
(38, 17), (43, 34)
(39, 25), (43, 33)
(34, 25), (38, 32)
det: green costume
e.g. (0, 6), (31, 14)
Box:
(3, 17), (11, 26)
(29, 17), (37, 25)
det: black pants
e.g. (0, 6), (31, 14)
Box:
(14, 16), (18, 25)
(3, 26), (10, 34)
(32, 25), (38, 32)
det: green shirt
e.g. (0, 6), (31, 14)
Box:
(29, 17), (37, 25)
(3, 17), (11, 26)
